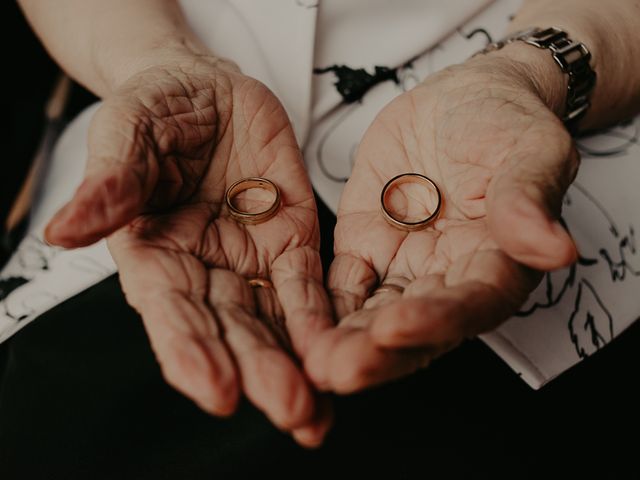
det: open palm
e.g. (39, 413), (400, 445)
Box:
(305, 60), (580, 393)
(44, 57), (333, 446)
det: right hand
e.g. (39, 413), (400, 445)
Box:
(44, 54), (334, 448)
(304, 51), (580, 394)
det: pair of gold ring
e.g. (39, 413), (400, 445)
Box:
(226, 172), (441, 294)
(225, 172), (441, 232)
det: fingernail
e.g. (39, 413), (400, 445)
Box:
(292, 428), (325, 449)
(42, 229), (55, 247)
(550, 220), (579, 263)
(42, 222), (64, 249)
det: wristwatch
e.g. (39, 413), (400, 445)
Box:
(474, 27), (597, 133)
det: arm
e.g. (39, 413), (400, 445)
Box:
(492, 0), (640, 130)
(17, 0), (216, 97)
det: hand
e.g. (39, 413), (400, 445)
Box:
(304, 50), (580, 393)
(44, 54), (334, 447)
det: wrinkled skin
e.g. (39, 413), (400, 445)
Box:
(44, 57), (334, 447)
(304, 59), (581, 393)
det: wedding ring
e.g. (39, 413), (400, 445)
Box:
(380, 173), (442, 232)
(372, 283), (405, 296)
(248, 278), (274, 289)
(225, 177), (281, 225)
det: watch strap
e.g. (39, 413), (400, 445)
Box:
(475, 27), (597, 133)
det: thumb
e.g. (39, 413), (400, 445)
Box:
(44, 104), (159, 248)
(486, 135), (580, 271)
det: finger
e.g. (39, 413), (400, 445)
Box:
(369, 284), (512, 349)
(487, 131), (580, 271)
(251, 264), (335, 448)
(108, 238), (241, 416)
(328, 253), (378, 319)
(304, 321), (432, 394)
(291, 394), (335, 449)
(370, 252), (538, 349)
(139, 292), (241, 416)
(271, 246), (335, 358)
(362, 275), (412, 310)
(45, 104), (159, 248)
(402, 274), (445, 297)
(249, 282), (292, 354)
(208, 269), (318, 431)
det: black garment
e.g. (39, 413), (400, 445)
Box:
(0, 198), (639, 479)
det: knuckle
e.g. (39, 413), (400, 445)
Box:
(332, 361), (373, 394)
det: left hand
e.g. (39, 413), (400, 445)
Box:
(304, 52), (580, 393)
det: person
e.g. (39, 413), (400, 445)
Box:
(4, 0), (640, 462)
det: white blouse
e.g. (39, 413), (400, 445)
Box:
(2, 0), (639, 390)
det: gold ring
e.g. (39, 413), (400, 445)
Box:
(248, 278), (274, 289)
(380, 173), (442, 232)
(372, 284), (405, 296)
(225, 177), (281, 225)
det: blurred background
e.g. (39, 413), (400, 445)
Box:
(1, 1), (96, 267)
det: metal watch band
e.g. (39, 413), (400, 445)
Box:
(475, 27), (597, 132)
